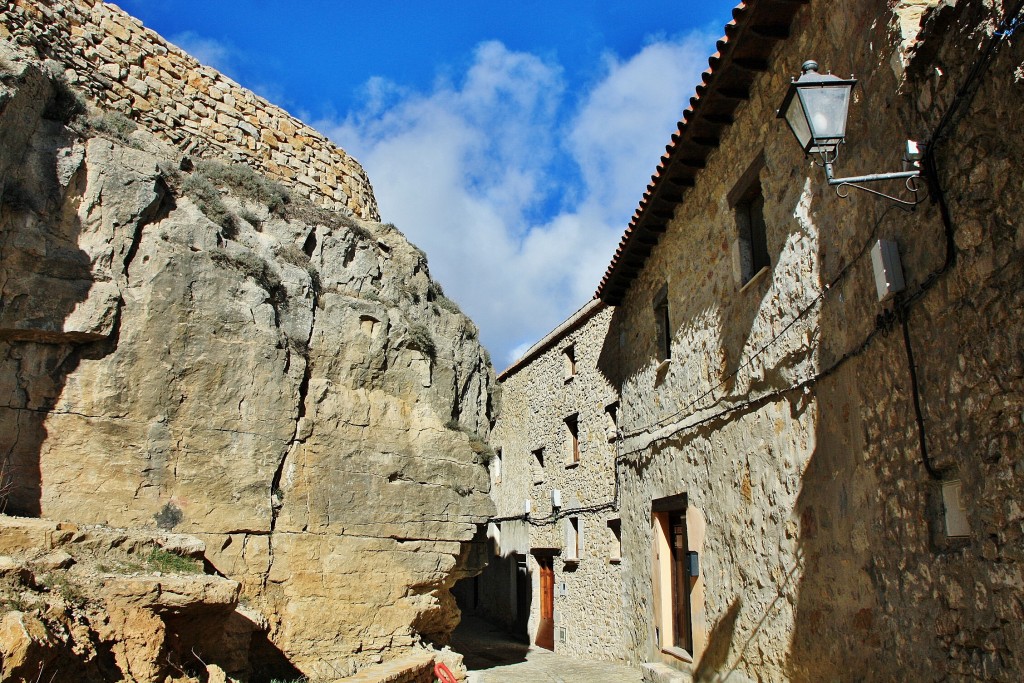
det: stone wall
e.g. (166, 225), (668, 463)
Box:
(602, 0), (1023, 680)
(482, 301), (628, 661)
(1, 0), (378, 219)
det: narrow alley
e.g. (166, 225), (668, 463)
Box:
(451, 616), (644, 683)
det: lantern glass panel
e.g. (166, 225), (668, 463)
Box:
(782, 95), (813, 152)
(797, 83), (852, 145)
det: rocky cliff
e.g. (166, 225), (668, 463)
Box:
(0, 35), (495, 681)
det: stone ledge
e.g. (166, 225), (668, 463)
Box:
(641, 662), (692, 683)
(333, 648), (436, 683)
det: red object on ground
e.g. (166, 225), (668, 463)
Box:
(434, 661), (458, 683)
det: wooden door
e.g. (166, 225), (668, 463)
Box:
(669, 510), (693, 652)
(536, 556), (555, 650)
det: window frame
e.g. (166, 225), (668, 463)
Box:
(563, 344), (577, 380)
(729, 155), (771, 287)
(607, 518), (622, 563)
(605, 401), (620, 442)
(492, 447), (502, 485)
(653, 284), (671, 361)
(532, 447), (545, 484)
(565, 516), (581, 561)
(564, 414), (580, 467)
(651, 494), (705, 662)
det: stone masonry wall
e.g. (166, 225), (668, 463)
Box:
(1, 0), (378, 219)
(487, 302), (628, 661)
(604, 0), (1023, 680)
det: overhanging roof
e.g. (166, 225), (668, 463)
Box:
(595, 0), (807, 305)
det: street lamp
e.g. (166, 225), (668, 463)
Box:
(778, 60), (856, 157)
(778, 60), (922, 207)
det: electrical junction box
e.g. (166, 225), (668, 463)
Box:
(871, 239), (905, 302)
(686, 551), (700, 578)
(942, 480), (970, 538)
(551, 489), (562, 509)
(558, 582), (568, 597)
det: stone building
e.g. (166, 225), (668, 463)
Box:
(464, 300), (629, 660)
(594, 0), (1024, 680)
(487, 0), (1023, 680)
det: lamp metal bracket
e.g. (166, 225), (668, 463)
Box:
(816, 141), (924, 209)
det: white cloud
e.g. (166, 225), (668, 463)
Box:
(169, 31), (236, 72)
(321, 33), (714, 367)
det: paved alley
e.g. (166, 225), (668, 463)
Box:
(451, 616), (643, 683)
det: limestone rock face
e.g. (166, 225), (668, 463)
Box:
(0, 47), (494, 679)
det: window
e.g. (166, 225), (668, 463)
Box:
(605, 402), (619, 442)
(487, 522), (500, 556)
(653, 285), (671, 361)
(492, 447), (502, 485)
(565, 516), (580, 560)
(564, 414), (579, 466)
(532, 448), (545, 485)
(652, 494), (698, 658)
(608, 518), (622, 562)
(731, 157), (770, 286)
(563, 344), (577, 379)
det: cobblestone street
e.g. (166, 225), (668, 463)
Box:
(451, 616), (643, 683)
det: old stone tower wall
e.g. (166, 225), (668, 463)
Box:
(1, 0), (378, 219)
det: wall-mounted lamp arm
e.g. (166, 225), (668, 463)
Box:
(823, 162), (922, 208)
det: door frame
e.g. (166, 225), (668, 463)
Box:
(531, 548), (560, 650)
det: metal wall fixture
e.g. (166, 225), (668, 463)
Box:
(778, 60), (923, 207)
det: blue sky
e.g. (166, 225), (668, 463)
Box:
(115, 1), (738, 366)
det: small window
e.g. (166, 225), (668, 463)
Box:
(492, 447), (502, 485)
(487, 522), (501, 556)
(532, 447), (545, 484)
(565, 516), (581, 560)
(533, 447), (545, 468)
(731, 158), (770, 286)
(653, 285), (671, 361)
(564, 414), (579, 465)
(737, 188), (769, 284)
(608, 518), (622, 562)
(563, 344), (577, 379)
(605, 402), (619, 442)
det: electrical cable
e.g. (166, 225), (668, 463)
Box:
(616, 1), (1024, 461)
(900, 306), (943, 480)
(895, 0), (1024, 478)
(492, 2), (1024, 528)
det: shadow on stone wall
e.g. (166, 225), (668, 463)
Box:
(787, 20), (1024, 673)
(0, 69), (172, 516)
(693, 598), (740, 682)
(1, 95), (93, 515)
